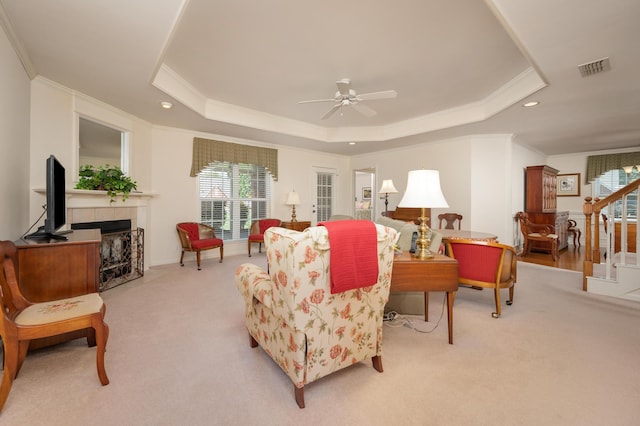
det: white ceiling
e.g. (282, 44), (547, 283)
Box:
(1, 0), (639, 156)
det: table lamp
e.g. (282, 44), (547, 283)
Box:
(378, 179), (398, 214)
(398, 170), (449, 259)
(286, 190), (301, 222)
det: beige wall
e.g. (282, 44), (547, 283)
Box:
(0, 24), (31, 240)
(148, 126), (352, 264)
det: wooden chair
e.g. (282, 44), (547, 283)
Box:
(516, 212), (558, 261)
(438, 213), (463, 230)
(247, 218), (281, 257)
(567, 219), (581, 247)
(445, 239), (517, 318)
(176, 222), (224, 270)
(0, 240), (109, 412)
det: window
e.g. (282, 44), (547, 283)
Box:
(594, 167), (639, 218)
(199, 162), (271, 240)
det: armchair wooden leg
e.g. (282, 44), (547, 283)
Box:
(294, 385), (305, 408)
(372, 355), (383, 372)
(196, 251), (202, 270)
(248, 240), (252, 257)
(249, 333), (258, 348)
(492, 288), (502, 318)
(219, 246), (224, 263)
(179, 251), (185, 266)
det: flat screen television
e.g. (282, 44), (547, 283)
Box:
(25, 155), (72, 240)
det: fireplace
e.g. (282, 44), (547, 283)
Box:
(71, 219), (144, 291)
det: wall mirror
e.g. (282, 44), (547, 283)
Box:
(78, 117), (130, 174)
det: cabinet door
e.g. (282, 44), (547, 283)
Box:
(17, 242), (100, 302)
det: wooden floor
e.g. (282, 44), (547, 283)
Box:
(518, 243), (586, 272)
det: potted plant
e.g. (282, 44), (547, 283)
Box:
(75, 164), (137, 203)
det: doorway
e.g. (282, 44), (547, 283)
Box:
(354, 168), (376, 220)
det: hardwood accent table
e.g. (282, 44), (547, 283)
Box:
(281, 221), (311, 232)
(390, 252), (459, 344)
(437, 229), (498, 243)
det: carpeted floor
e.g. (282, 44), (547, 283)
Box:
(2, 254), (639, 425)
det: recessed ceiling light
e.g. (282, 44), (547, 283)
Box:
(523, 101), (539, 107)
(349, 142), (356, 145)
(160, 101), (173, 109)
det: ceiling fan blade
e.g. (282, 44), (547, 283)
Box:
(336, 78), (351, 96)
(351, 102), (377, 117)
(321, 104), (341, 120)
(356, 90), (397, 101)
(298, 98), (336, 104)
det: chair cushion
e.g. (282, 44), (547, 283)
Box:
(16, 293), (104, 326)
(191, 237), (223, 249)
(179, 223), (200, 241)
(248, 234), (265, 242)
(259, 219), (281, 234)
(528, 233), (558, 239)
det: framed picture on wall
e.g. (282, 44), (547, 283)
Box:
(557, 173), (581, 196)
(362, 187), (372, 200)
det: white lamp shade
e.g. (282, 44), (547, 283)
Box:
(398, 170), (449, 208)
(286, 191), (300, 205)
(378, 179), (398, 194)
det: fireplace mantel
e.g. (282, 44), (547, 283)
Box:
(33, 187), (154, 234)
(33, 188), (155, 209)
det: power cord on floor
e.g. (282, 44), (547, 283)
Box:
(383, 294), (447, 334)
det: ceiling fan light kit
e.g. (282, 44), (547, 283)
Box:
(299, 78), (397, 120)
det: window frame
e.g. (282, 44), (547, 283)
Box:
(198, 161), (272, 241)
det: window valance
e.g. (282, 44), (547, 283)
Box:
(585, 151), (640, 183)
(190, 138), (278, 181)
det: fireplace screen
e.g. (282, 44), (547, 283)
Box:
(100, 227), (144, 291)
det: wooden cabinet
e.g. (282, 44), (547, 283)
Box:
(526, 165), (559, 213)
(525, 165), (568, 251)
(15, 229), (101, 302)
(281, 221), (311, 231)
(14, 229), (101, 349)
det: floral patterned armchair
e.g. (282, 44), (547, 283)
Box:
(235, 224), (398, 408)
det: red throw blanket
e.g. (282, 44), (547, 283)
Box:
(319, 220), (379, 294)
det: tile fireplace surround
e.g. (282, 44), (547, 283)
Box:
(63, 189), (151, 245)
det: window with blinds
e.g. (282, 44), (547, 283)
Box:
(594, 168), (638, 218)
(316, 172), (334, 222)
(199, 162), (271, 241)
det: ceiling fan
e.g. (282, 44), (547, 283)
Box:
(298, 78), (397, 120)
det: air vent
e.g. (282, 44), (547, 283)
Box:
(577, 57), (611, 77)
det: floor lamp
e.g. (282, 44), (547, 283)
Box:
(378, 180), (398, 214)
(398, 170), (449, 260)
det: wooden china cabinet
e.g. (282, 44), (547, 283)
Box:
(525, 165), (569, 250)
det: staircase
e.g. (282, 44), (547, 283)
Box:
(583, 179), (640, 301)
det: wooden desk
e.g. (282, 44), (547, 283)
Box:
(391, 252), (458, 344)
(281, 221), (311, 232)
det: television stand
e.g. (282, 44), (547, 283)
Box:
(24, 226), (73, 241)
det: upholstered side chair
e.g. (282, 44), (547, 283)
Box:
(176, 222), (224, 270)
(445, 239), (517, 318)
(0, 241), (110, 412)
(247, 218), (281, 257)
(235, 224), (398, 408)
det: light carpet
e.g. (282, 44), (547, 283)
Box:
(1, 255), (639, 425)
